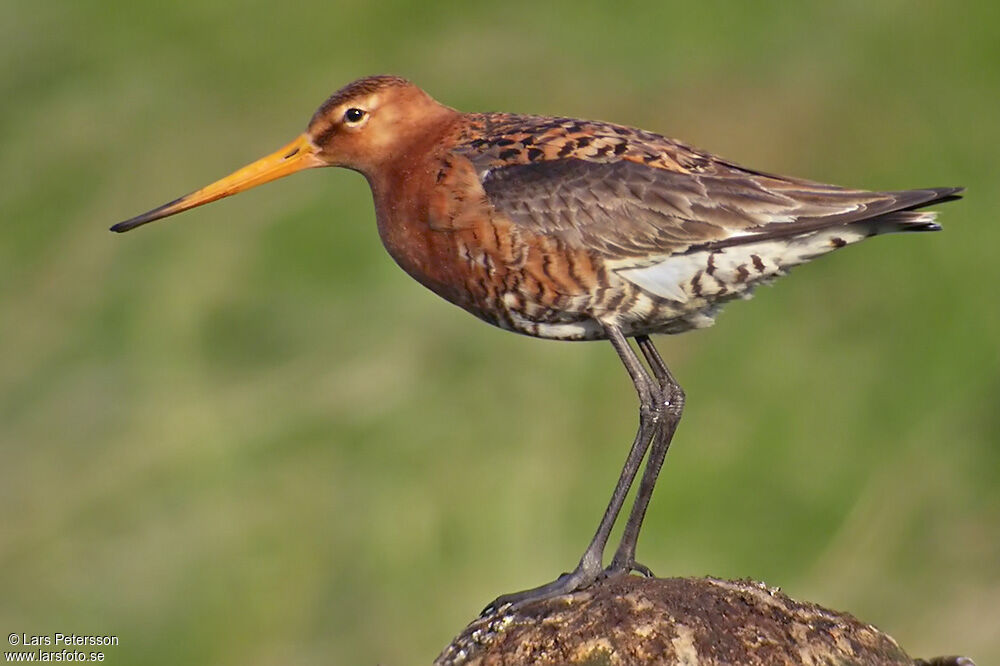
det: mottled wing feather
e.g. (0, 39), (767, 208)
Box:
(456, 114), (960, 259)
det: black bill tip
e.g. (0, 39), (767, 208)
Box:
(109, 196), (186, 233)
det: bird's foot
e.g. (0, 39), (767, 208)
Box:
(605, 555), (654, 578)
(482, 563), (602, 616)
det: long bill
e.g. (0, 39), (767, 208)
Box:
(110, 133), (324, 232)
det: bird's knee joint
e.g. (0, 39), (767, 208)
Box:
(658, 387), (685, 415)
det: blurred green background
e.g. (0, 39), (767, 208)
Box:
(2, 1), (998, 663)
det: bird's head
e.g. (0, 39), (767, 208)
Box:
(111, 75), (454, 232)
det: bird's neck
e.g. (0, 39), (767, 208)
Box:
(364, 110), (461, 217)
(363, 113), (478, 311)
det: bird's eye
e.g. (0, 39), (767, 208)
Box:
(343, 108), (366, 124)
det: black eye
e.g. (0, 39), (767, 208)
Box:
(344, 108), (366, 123)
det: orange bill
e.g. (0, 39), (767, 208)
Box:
(111, 134), (323, 232)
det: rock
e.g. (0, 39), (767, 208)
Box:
(435, 575), (973, 666)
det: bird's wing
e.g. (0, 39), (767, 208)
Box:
(455, 114), (960, 259)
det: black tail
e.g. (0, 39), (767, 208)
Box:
(869, 186), (964, 233)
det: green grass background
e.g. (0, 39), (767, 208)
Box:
(2, 1), (998, 663)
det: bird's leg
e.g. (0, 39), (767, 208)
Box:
(607, 335), (684, 575)
(636, 335), (670, 385)
(482, 325), (660, 614)
(575, 326), (662, 573)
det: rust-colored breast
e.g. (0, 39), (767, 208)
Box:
(368, 119), (611, 339)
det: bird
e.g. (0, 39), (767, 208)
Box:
(112, 75), (962, 610)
